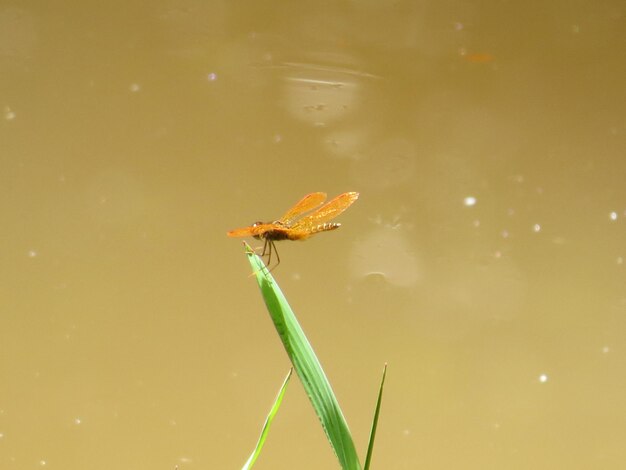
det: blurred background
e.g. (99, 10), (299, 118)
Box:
(2, 1), (626, 469)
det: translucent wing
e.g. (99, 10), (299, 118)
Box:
(227, 224), (276, 238)
(290, 192), (359, 230)
(278, 192), (327, 226)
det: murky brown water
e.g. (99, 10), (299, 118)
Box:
(2, 2), (626, 469)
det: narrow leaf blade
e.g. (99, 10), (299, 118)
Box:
(243, 243), (361, 470)
(364, 363), (387, 470)
(242, 369), (293, 470)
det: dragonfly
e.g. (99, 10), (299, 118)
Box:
(227, 191), (359, 270)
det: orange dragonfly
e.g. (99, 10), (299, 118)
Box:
(227, 191), (359, 270)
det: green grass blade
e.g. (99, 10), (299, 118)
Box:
(243, 243), (362, 470)
(242, 368), (293, 470)
(363, 364), (387, 470)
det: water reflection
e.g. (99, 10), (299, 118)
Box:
(351, 137), (418, 190)
(350, 222), (421, 288)
(281, 61), (375, 127)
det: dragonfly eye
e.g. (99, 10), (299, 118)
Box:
(252, 221), (263, 240)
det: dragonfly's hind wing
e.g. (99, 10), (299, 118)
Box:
(290, 192), (359, 231)
(278, 192), (327, 226)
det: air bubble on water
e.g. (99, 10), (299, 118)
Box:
(4, 106), (16, 120)
(463, 196), (477, 207)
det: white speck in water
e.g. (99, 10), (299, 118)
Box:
(207, 72), (217, 81)
(4, 106), (16, 120)
(273, 134), (282, 143)
(533, 224), (541, 233)
(28, 250), (38, 258)
(129, 83), (141, 92)
(39, 460), (46, 466)
(0, 432), (4, 439)
(494, 251), (502, 259)
(463, 196), (477, 207)
(617, 257), (623, 265)
(501, 230), (509, 239)
(402, 429), (411, 436)
(538, 374), (548, 383)
(609, 211), (618, 221)
(472, 219), (480, 228)
(601, 346), (610, 354)
(74, 417), (82, 425)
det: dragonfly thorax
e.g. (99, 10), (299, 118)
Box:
(251, 220), (289, 241)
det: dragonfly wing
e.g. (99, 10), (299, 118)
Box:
(278, 192), (327, 226)
(227, 223), (275, 238)
(290, 192), (359, 230)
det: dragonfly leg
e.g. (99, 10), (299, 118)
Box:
(268, 240), (280, 272)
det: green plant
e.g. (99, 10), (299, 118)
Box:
(240, 243), (386, 470)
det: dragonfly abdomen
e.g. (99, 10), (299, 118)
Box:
(309, 222), (341, 235)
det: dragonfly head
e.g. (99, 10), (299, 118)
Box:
(252, 221), (263, 240)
